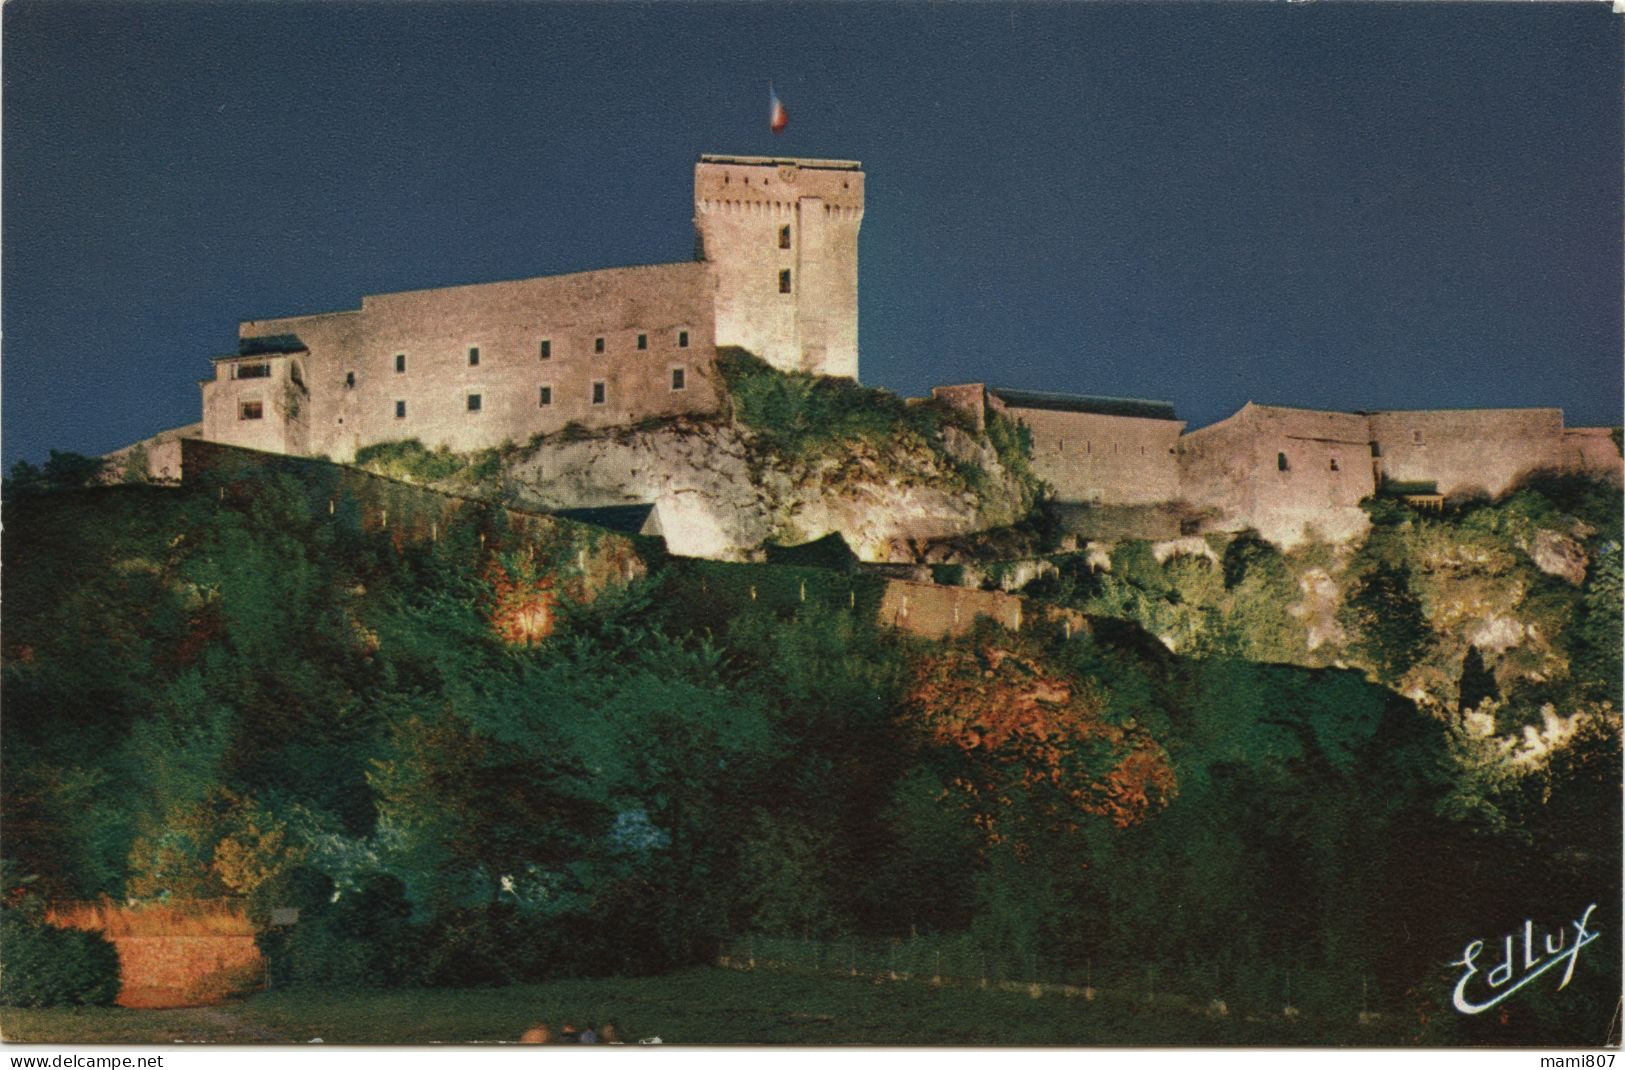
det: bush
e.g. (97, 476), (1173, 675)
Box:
(259, 872), (423, 989)
(353, 440), (473, 484)
(0, 908), (121, 1007)
(717, 348), (962, 459)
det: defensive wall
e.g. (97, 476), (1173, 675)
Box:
(931, 389), (1618, 548)
(101, 421), (200, 484)
(1178, 403), (1377, 546)
(1367, 408), (1571, 498)
(179, 439), (647, 591)
(932, 384), (1186, 508)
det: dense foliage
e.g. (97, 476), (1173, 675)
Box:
(717, 348), (968, 459)
(353, 439), (507, 490)
(2, 466), (1617, 1042)
(0, 883), (121, 1008)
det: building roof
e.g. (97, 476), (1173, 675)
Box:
(237, 334), (308, 357)
(549, 504), (657, 535)
(698, 153), (861, 171)
(990, 387), (1178, 421)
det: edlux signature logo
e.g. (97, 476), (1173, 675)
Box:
(1451, 903), (1599, 1015)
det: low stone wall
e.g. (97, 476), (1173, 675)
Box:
(108, 935), (264, 1009)
(879, 579), (1087, 641)
(178, 438), (646, 590)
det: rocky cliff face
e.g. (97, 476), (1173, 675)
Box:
(494, 417), (1036, 562)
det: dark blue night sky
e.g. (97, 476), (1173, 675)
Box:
(4, 1), (1620, 464)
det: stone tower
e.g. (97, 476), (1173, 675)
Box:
(694, 154), (864, 380)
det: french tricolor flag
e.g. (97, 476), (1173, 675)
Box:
(769, 84), (789, 135)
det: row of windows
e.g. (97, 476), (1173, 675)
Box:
(1032, 436), (1178, 458)
(384, 371), (688, 420)
(379, 331), (691, 378)
(1276, 453), (1343, 473)
(243, 367), (687, 423)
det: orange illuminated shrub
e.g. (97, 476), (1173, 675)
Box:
(905, 642), (1177, 840)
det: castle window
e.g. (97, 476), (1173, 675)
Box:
(1330, 457), (1340, 472)
(1412, 429), (1424, 445)
(595, 337), (605, 354)
(233, 362), (271, 380)
(592, 381), (606, 406)
(539, 385), (553, 407)
(345, 371), (356, 389)
(468, 347), (480, 367)
(395, 400), (406, 419)
(678, 330), (689, 348)
(779, 269), (792, 294)
(540, 340), (551, 360)
(637, 333), (648, 351)
(778, 225), (791, 250)
(671, 367), (686, 391)
(1278, 452), (1290, 472)
(395, 354), (406, 373)
(239, 401), (263, 420)
(467, 393), (482, 413)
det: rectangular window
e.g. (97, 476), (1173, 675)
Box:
(595, 337), (605, 354)
(233, 362), (271, 380)
(467, 393), (482, 412)
(395, 400), (406, 419)
(678, 330), (689, 348)
(468, 347), (480, 367)
(778, 224), (792, 250)
(344, 371), (356, 388)
(540, 339), (551, 360)
(670, 367), (686, 391)
(395, 354), (406, 373)
(592, 381), (606, 406)
(239, 401), (264, 420)
(779, 269), (792, 294)
(637, 333), (648, 351)
(539, 385), (553, 407)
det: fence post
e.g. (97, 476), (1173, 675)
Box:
(850, 941), (857, 977)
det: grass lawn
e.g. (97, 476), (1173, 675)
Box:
(1, 965), (1406, 1046)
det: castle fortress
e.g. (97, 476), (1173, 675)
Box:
(199, 155), (861, 462)
(147, 152), (1617, 550)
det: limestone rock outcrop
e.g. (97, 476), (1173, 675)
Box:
(496, 418), (1034, 562)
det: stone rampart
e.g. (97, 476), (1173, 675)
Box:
(1368, 408), (1570, 498)
(179, 439), (646, 590)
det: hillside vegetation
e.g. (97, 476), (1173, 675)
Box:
(3, 463), (1617, 1042)
(1022, 476), (1622, 734)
